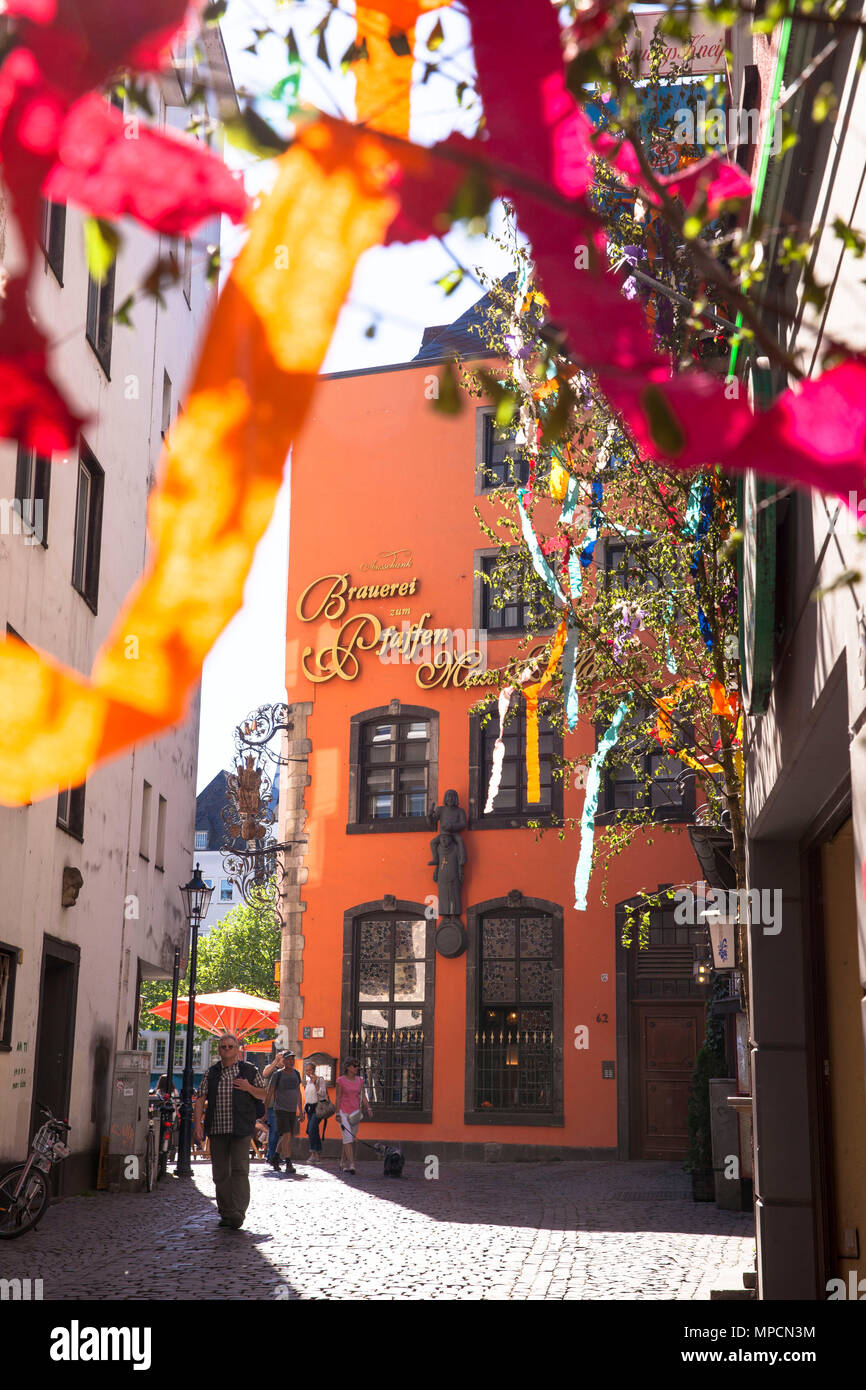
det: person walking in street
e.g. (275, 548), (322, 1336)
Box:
(335, 1058), (371, 1175)
(303, 1061), (329, 1164)
(193, 1033), (266, 1229)
(261, 1050), (282, 1169)
(264, 1050), (305, 1176)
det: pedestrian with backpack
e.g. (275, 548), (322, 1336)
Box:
(303, 1061), (333, 1164)
(192, 1033), (267, 1229)
(264, 1051), (305, 1176)
(335, 1058), (372, 1175)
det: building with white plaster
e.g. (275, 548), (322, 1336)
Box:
(0, 28), (237, 1192)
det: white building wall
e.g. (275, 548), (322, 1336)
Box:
(0, 33), (235, 1185)
(195, 847), (240, 934)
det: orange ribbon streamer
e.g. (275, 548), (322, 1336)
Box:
(355, 1), (450, 137)
(523, 619), (568, 803)
(708, 677), (740, 721)
(653, 678), (743, 777)
(0, 121), (399, 804)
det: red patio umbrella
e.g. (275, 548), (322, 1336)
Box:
(150, 987), (279, 1041)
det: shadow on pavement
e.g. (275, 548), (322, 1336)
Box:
(324, 1156), (754, 1238)
(0, 1165), (302, 1302)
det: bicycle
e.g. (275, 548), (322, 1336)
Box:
(145, 1091), (179, 1189)
(0, 1101), (70, 1238)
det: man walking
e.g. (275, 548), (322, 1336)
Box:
(261, 1048), (281, 1169)
(264, 1050), (305, 1175)
(193, 1033), (266, 1229)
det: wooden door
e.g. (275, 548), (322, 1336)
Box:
(631, 1003), (705, 1158)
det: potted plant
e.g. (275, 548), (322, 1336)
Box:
(684, 1039), (728, 1201)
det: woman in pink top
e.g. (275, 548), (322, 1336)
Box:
(335, 1058), (369, 1175)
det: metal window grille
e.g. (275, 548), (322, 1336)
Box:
(359, 718), (429, 822)
(352, 916), (427, 1109)
(475, 914), (556, 1112)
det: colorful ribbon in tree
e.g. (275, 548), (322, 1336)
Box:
(573, 697), (631, 911)
(516, 487), (567, 605)
(0, 120), (400, 803)
(523, 619), (568, 802)
(484, 684), (515, 814)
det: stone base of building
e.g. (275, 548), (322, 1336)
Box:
(298, 1138), (618, 1164)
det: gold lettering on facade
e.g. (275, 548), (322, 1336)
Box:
(297, 573), (418, 620)
(416, 648), (488, 690)
(296, 573), (349, 622)
(360, 548), (414, 572)
(301, 613), (383, 682)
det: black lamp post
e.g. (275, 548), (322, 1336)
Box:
(175, 863), (214, 1178)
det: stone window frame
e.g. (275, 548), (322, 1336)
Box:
(463, 893), (564, 1126)
(595, 708), (696, 824)
(340, 898), (435, 1124)
(472, 547), (559, 640)
(474, 405), (530, 494)
(346, 703), (438, 835)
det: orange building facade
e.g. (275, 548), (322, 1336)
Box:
(279, 314), (704, 1161)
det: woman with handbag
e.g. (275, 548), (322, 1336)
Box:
(303, 1061), (333, 1163)
(334, 1058), (372, 1175)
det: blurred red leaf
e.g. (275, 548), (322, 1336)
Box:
(45, 95), (248, 235)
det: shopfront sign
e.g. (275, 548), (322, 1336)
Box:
(627, 11), (727, 76)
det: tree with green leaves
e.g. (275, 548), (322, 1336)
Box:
(139, 879), (280, 1040)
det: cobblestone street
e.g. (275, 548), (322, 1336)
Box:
(1, 1157), (754, 1301)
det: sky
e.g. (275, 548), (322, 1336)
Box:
(195, 0), (517, 790)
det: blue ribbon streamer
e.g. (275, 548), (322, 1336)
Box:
(688, 484), (714, 652)
(664, 595), (678, 674)
(573, 699), (631, 911)
(579, 479), (604, 567)
(517, 488), (566, 605)
(682, 477), (704, 537)
(562, 624), (580, 731)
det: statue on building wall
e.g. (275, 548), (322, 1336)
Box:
(430, 831), (465, 919)
(428, 788), (467, 839)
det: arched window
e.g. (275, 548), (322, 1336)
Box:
(347, 705), (438, 833)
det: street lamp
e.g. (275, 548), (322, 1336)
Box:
(175, 863), (214, 1177)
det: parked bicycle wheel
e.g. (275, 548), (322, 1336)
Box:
(144, 1128), (156, 1192)
(0, 1164), (49, 1238)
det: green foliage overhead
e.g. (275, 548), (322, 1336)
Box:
(139, 880), (280, 1040)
